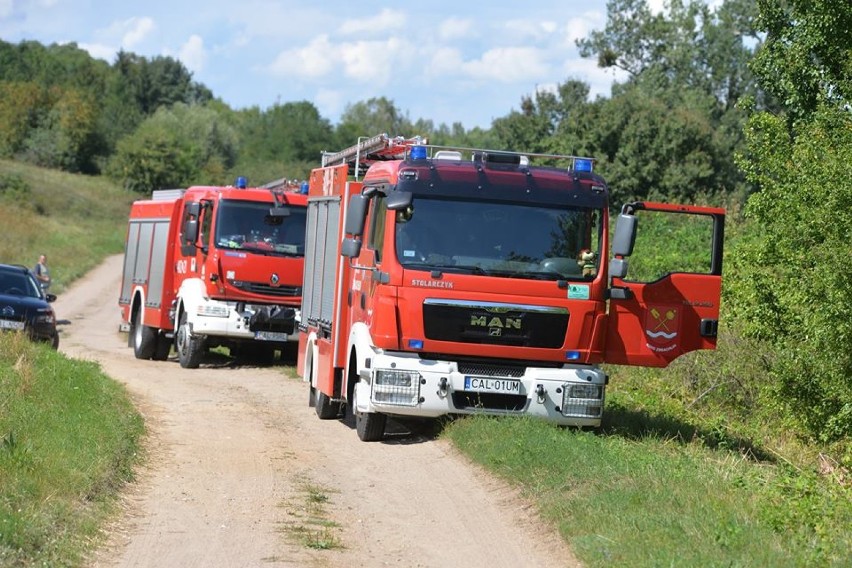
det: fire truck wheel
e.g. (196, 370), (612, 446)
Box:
(315, 391), (340, 419)
(132, 317), (157, 360)
(152, 334), (172, 361)
(355, 410), (387, 442)
(176, 313), (204, 369)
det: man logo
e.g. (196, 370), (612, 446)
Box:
(470, 315), (522, 329)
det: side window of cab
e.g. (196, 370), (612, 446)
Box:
(367, 196), (387, 263)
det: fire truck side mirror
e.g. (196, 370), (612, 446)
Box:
(184, 219), (199, 245)
(386, 191), (413, 211)
(341, 237), (362, 258)
(345, 194), (369, 236)
(612, 213), (638, 257)
(609, 258), (629, 279)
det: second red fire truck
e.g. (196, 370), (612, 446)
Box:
(298, 134), (726, 441)
(119, 177), (308, 367)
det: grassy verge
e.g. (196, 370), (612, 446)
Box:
(0, 333), (144, 566)
(444, 332), (851, 567)
(0, 159), (135, 291)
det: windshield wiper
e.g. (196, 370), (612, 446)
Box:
(403, 262), (490, 275)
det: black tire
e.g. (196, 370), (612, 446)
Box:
(51, 333), (59, 350)
(315, 391), (340, 419)
(176, 313), (204, 369)
(132, 315), (157, 360)
(152, 334), (171, 361)
(356, 410), (387, 442)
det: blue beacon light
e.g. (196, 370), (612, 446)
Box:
(410, 145), (428, 160)
(573, 158), (593, 173)
(408, 339), (424, 350)
(565, 351), (581, 361)
(235, 176), (248, 188)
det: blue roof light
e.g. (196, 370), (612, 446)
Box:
(235, 176), (248, 188)
(300, 181), (309, 194)
(573, 158), (593, 173)
(410, 145), (428, 160)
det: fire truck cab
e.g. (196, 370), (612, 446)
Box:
(119, 178), (308, 368)
(298, 135), (725, 441)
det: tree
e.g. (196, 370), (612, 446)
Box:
(107, 103), (238, 193)
(729, 0), (852, 442)
(751, 0), (852, 126)
(335, 97), (413, 146)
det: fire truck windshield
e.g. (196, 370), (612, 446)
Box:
(395, 196), (602, 280)
(215, 199), (306, 256)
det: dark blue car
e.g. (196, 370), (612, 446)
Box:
(0, 263), (59, 349)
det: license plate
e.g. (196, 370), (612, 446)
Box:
(0, 319), (25, 331)
(464, 376), (521, 395)
(254, 331), (288, 341)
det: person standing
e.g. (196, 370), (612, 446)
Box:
(34, 254), (51, 291)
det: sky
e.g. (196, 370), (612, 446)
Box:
(0, 0), (656, 130)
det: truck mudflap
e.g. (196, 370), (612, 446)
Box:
(249, 305), (297, 335)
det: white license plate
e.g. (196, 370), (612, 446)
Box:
(254, 331), (288, 341)
(464, 376), (521, 395)
(0, 319), (25, 331)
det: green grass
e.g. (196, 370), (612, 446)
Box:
(445, 414), (851, 567)
(0, 333), (144, 566)
(279, 478), (343, 551)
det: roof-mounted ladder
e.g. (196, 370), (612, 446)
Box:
(321, 133), (426, 179)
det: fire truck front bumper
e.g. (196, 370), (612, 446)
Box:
(190, 302), (299, 343)
(357, 352), (607, 427)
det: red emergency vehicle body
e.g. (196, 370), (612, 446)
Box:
(119, 182), (308, 367)
(298, 138), (725, 441)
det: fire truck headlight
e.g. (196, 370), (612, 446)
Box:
(373, 370), (421, 407)
(561, 382), (605, 418)
(375, 370), (416, 387)
(196, 304), (230, 318)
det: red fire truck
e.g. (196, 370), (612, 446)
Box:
(297, 134), (725, 441)
(119, 177), (308, 368)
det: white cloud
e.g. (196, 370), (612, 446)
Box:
(504, 19), (558, 40)
(179, 35), (206, 73)
(78, 42), (115, 62)
(340, 37), (410, 85)
(427, 46), (464, 77)
(267, 34), (336, 78)
(438, 17), (473, 41)
(462, 47), (550, 82)
(314, 88), (345, 121)
(339, 8), (406, 36)
(120, 16), (155, 49)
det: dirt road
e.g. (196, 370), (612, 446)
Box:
(55, 255), (579, 568)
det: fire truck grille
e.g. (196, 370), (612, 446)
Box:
(456, 361), (525, 377)
(232, 282), (302, 297)
(451, 391), (527, 412)
(423, 302), (568, 348)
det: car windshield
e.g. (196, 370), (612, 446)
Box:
(0, 269), (43, 298)
(395, 197), (603, 280)
(215, 199), (307, 257)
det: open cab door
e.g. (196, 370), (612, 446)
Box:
(604, 202), (725, 367)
